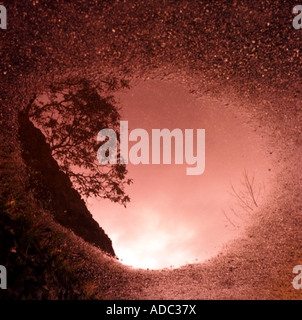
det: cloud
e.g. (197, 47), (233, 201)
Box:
(87, 80), (273, 269)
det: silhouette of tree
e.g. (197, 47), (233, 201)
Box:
(23, 77), (132, 206)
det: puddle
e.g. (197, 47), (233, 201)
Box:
(88, 79), (274, 270)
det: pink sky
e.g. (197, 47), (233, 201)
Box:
(88, 79), (273, 269)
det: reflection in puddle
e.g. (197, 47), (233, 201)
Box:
(88, 79), (273, 269)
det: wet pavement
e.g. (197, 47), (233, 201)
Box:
(1, 0), (302, 299)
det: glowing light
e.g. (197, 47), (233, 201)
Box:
(88, 80), (273, 270)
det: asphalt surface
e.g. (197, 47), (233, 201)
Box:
(1, 0), (301, 299)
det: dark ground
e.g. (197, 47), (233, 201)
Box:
(0, 0), (301, 299)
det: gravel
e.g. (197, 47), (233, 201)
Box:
(1, 0), (301, 299)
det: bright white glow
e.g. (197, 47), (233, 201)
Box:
(87, 80), (273, 270)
